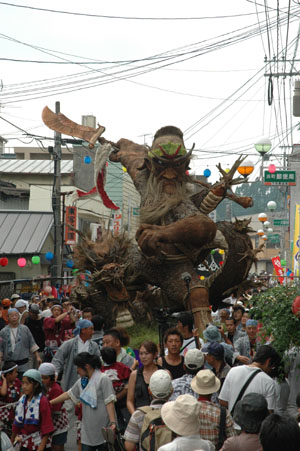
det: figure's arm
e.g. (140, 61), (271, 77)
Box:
(108, 138), (148, 181)
(191, 156), (253, 215)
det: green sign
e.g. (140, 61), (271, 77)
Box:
(132, 207), (140, 216)
(273, 219), (289, 226)
(268, 233), (280, 243)
(264, 170), (296, 185)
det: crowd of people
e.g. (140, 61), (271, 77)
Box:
(0, 292), (299, 450)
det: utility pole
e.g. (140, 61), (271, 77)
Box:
(51, 101), (62, 285)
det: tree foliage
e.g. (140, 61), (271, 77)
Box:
(249, 286), (300, 365)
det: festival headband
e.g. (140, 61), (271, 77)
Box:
(0, 364), (18, 375)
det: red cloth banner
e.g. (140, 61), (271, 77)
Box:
(272, 256), (284, 284)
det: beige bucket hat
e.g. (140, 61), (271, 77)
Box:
(160, 394), (201, 436)
(191, 369), (221, 395)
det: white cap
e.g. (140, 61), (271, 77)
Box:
(15, 299), (27, 308)
(11, 294), (21, 300)
(149, 370), (172, 399)
(184, 348), (205, 370)
(39, 363), (56, 376)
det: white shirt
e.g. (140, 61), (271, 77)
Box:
(158, 434), (214, 451)
(78, 337), (91, 353)
(219, 365), (276, 412)
(180, 337), (204, 356)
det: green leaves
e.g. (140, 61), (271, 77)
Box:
(250, 286), (300, 361)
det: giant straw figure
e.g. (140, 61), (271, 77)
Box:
(42, 107), (258, 331)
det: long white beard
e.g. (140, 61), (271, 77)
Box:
(140, 173), (189, 224)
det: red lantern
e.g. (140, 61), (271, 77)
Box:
(219, 261), (224, 266)
(292, 296), (300, 315)
(0, 257), (8, 267)
(17, 258), (26, 268)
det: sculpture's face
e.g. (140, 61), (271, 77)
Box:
(149, 156), (190, 194)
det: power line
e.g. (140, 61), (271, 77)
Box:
(0, 1), (267, 20)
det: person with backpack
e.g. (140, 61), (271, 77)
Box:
(191, 369), (236, 450)
(124, 370), (173, 451)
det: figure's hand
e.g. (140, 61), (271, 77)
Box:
(136, 224), (166, 256)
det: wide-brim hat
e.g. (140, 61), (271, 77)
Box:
(233, 393), (269, 433)
(191, 369), (221, 395)
(161, 394), (201, 436)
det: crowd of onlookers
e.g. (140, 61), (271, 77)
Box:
(0, 291), (300, 450)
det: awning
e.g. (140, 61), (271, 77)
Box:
(0, 211), (53, 255)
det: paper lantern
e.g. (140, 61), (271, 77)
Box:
(72, 268), (79, 275)
(257, 229), (264, 236)
(200, 275), (205, 280)
(203, 169), (211, 178)
(219, 249), (225, 255)
(17, 258), (26, 268)
(66, 259), (74, 268)
(210, 250), (215, 255)
(225, 168), (230, 173)
(280, 259), (286, 266)
(0, 257), (8, 267)
(32, 256), (40, 264)
(219, 261), (224, 266)
(84, 155), (92, 164)
(45, 252), (54, 261)
(262, 235), (268, 241)
(268, 164), (276, 174)
(263, 221), (271, 228)
(267, 228), (273, 233)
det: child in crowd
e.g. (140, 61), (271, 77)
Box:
(11, 369), (54, 451)
(39, 363), (69, 451)
(0, 362), (21, 436)
(101, 347), (131, 432)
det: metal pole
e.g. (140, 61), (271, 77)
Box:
(51, 101), (62, 286)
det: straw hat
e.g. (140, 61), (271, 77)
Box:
(161, 394), (201, 436)
(191, 369), (221, 395)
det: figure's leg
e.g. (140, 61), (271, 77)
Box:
(188, 286), (212, 335)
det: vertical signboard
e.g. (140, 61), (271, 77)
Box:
(112, 213), (122, 236)
(272, 256), (284, 284)
(65, 206), (77, 245)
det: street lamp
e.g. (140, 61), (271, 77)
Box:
(237, 160), (254, 178)
(258, 212), (268, 222)
(267, 201), (277, 211)
(254, 137), (272, 181)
